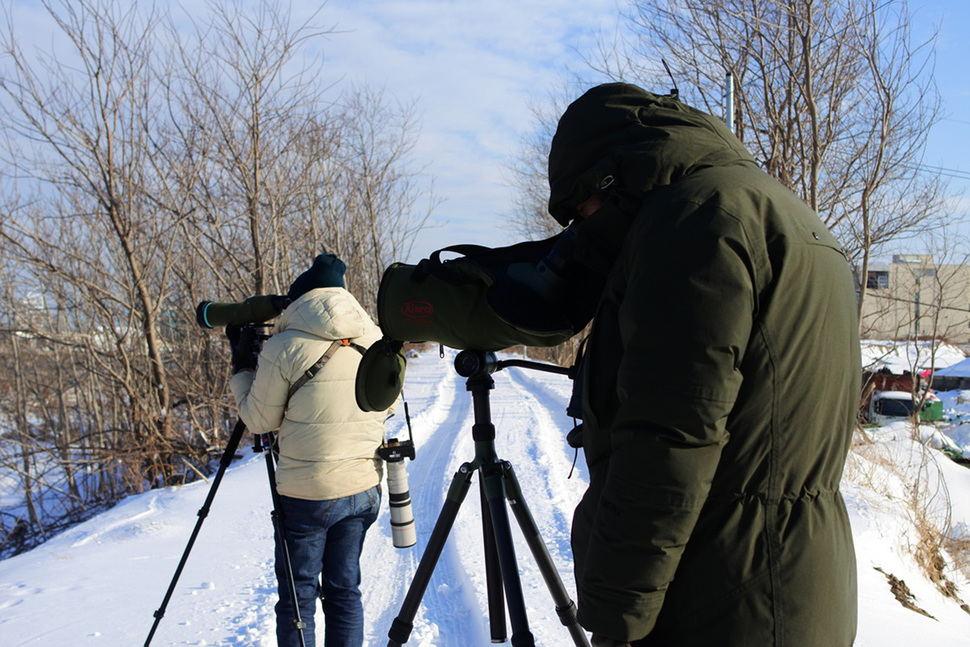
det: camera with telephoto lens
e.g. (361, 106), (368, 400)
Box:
(378, 437), (416, 549)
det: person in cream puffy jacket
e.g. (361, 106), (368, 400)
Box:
(230, 253), (390, 647)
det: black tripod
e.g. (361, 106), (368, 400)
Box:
(144, 420), (308, 647)
(387, 350), (590, 647)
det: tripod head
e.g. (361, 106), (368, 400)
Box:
(454, 350), (500, 378)
(454, 349), (573, 380)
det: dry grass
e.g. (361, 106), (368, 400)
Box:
(874, 566), (935, 618)
(846, 424), (970, 614)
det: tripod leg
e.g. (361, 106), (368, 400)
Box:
(502, 463), (591, 647)
(387, 463), (475, 647)
(263, 440), (308, 647)
(144, 419), (246, 647)
(480, 462), (536, 647)
(480, 480), (507, 642)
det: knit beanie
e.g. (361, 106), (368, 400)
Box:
(287, 253), (347, 300)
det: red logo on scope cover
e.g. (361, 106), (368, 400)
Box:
(401, 300), (434, 322)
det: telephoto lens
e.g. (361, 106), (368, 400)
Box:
(379, 439), (417, 548)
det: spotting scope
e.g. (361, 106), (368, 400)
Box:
(195, 295), (291, 329)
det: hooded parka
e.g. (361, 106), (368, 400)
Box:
(551, 84), (860, 646)
(230, 287), (387, 501)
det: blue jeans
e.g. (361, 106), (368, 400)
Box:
(274, 487), (380, 647)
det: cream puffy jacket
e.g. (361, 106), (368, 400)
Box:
(230, 287), (387, 500)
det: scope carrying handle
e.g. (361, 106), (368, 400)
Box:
(413, 238), (562, 286)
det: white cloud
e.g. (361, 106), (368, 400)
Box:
(296, 0), (620, 260)
(11, 0), (966, 261)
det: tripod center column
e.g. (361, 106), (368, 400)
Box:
(468, 374), (497, 443)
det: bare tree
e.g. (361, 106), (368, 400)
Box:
(0, 0), (188, 489)
(166, 5), (434, 311)
(0, 0), (435, 555)
(166, 1), (339, 298)
(506, 90), (574, 242)
(571, 0), (952, 324)
(332, 84), (437, 309)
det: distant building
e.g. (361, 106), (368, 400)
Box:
(860, 255), (970, 344)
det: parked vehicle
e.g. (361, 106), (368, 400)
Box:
(866, 390), (943, 425)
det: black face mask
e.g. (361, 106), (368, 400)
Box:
(498, 193), (634, 329)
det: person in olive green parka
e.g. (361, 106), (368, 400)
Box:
(550, 84), (860, 646)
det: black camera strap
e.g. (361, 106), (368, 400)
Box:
(287, 338), (367, 401)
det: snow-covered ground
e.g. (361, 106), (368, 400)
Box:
(3, 348), (970, 645)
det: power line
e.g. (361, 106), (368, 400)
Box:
(904, 163), (970, 182)
(921, 164), (970, 181)
(867, 290), (970, 315)
(941, 117), (970, 127)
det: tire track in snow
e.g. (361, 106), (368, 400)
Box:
(362, 350), (492, 646)
(498, 363), (588, 563)
(439, 355), (589, 644)
(365, 350), (591, 645)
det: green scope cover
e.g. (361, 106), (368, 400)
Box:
(355, 338), (407, 412)
(376, 242), (576, 352)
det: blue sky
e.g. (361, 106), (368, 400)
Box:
(5, 0), (968, 263)
(910, 0), (970, 242)
(914, 0), (970, 164)
(309, 0), (970, 263)
(299, 0), (621, 261)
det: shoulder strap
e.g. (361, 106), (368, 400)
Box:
(286, 338), (367, 401)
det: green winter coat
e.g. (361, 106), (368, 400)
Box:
(551, 84), (860, 646)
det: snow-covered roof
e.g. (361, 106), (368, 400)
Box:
(933, 356), (970, 377)
(861, 340), (966, 374)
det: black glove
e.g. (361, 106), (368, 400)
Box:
(226, 325), (259, 373)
